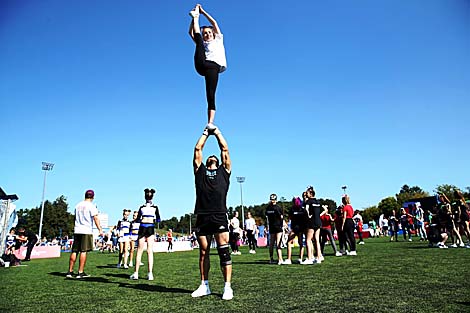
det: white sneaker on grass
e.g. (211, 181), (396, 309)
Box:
(349, 251), (357, 256)
(335, 252), (343, 257)
(222, 286), (234, 300)
(282, 259), (292, 265)
(147, 273), (154, 281)
(191, 284), (211, 298)
(130, 272), (138, 280)
(301, 259), (313, 265)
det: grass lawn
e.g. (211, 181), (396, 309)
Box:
(1, 237), (469, 313)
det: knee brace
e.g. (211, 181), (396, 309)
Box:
(217, 244), (232, 267)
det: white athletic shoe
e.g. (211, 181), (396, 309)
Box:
(123, 264), (129, 269)
(313, 258), (321, 264)
(319, 256), (324, 262)
(116, 263), (121, 269)
(147, 273), (154, 281)
(222, 286), (234, 301)
(335, 252), (343, 257)
(408, 238), (412, 242)
(349, 251), (357, 256)
(459, 242), (465, 247)
(129, 262), (133, 267)
(301, 259), (313, 265)
(359, 241), (365, 245)
(449, 244), (458, 248)
(191, 284), (211, 298)
(282, 259), (292, 265)
(130, 272), (138, 280)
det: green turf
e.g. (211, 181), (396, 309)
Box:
(1, 237), (469, 313)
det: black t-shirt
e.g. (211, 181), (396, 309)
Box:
(266, 203), (283, 229)
(289, 205), (306, 227)
(305, 198), (322, 228)
(194, 164), (230, 214)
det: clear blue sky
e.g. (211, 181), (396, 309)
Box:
(1, 0), (469, 225)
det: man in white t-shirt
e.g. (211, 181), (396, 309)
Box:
(66, 190), (103, 279)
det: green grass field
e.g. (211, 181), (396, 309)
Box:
(1, 237), (469, 313)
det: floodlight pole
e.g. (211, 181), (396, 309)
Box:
(342, 185), (347, 195)
(39, 162), (54, 240)
(236, 177), (246, 228)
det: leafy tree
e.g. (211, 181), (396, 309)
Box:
(361, 205), (381, 223)
(377, 197), (400, 218)
(16, 196), (74, 239)
(396, 184), (429, 206)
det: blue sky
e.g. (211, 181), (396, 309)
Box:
(1, 0), (469, 225)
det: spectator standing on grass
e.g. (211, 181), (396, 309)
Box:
(341, 194), (357, 256)
(16, 227), (38, 262)
(266, 193), (284, 265)
(454, 190), (470, 247)
(389, 210), (399, 242)
(381, 216), (389, 237)
(438, 193), (464, 247)
(414, 203), (427, 241)
(244, 211), (257, 254)
(353, 210), (365, 245)
(229, 211), (241, 255)
(167, 229), (174, 253)
(320, 205), (341, 257)
(401, 207), (413, 242)
(66, 190), (103, 278)
(334, 205), (348, 255)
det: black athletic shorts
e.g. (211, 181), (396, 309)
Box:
(138, 226), (155, 239)
(269, 226), (282, 235)
(291, 224), (306, 234)
(195, 213), (229, 236)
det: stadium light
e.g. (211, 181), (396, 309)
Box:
(236, 177), (246, 228)
(39, 162), (54, 240)
(342, 185), (347, 195)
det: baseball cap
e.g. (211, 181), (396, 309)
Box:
(85, 190), (95, 199)
(270, 194), (277, 201)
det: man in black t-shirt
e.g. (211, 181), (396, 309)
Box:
(17, 227), (38, 261)
(265, 194), (284, 265)
(191, 125), (233, 301)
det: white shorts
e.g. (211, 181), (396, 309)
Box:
(118, 236), (130, 243)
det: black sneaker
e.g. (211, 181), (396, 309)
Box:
(76, 272), (90, 279)
(66, 271), (75, 278)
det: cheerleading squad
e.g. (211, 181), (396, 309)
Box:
(226, 187), (362, 266)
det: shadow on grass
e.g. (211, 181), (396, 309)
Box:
(48, 272), (112, 283)
(104, 273), (132, 279)
(117, 282), (192, 294)
(456, 301), (470, 306)
(96, 264), (119, 269)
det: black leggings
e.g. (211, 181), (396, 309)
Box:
(194, 33), (221, 111)
(246, 230), (256, 250)
(343, 218), (357, 252)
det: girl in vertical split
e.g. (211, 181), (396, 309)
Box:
(188, 4), (227, 130)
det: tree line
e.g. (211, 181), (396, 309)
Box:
(16, 184), (469, 238)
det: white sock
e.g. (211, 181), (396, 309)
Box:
(224, 282), (231, 288)
(202, 280), (209, 286)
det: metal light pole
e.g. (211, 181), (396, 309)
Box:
(236, 177), (245, 228)
(39, 162), (54, 240)
(189, 213), (192, 235)
(342, 185), (347, 195)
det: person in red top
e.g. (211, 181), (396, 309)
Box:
(320, 206), (342, 257)
(167, 229), (173, 253)
(341, 195), (357, 255)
